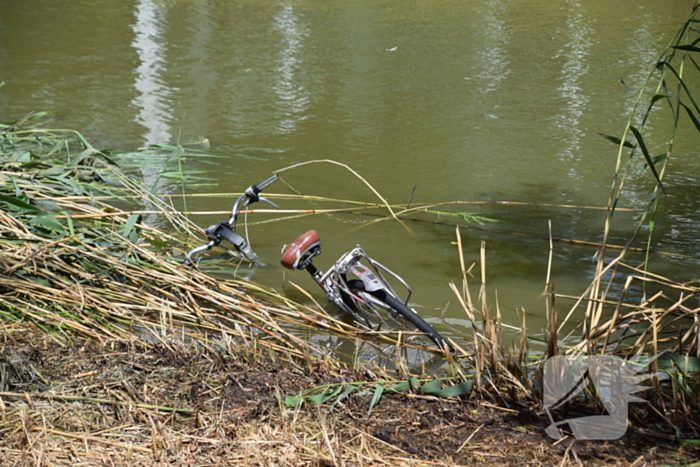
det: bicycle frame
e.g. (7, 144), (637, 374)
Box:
(184, 174), (278, 266)
(281, 230), (452, 351)
(301, 246), (415, 329)
(331, 246), (413, 304)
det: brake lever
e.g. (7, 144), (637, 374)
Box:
(258, 197), (279, 209)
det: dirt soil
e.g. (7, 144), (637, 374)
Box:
(0, 323), (697, 467)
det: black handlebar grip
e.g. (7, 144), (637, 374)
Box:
(252, 174), (279, 194)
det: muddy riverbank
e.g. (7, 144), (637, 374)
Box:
(1, 323), (696, 466)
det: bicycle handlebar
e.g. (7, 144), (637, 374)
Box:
(255, 173), (279, 192)
(184, 174), (279, 266)
(229, 174), (279, 226)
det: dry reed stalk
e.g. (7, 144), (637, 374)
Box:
(451, 227), (483, 378)
(562, 270), (699, 358)
(479, 241), (498, 372)
(274, 159), (412, 235)
(544, 220), (553, 295)
(0, 217), (433, 364)
(9, 122), (460, 373)
(49, 189), (637, 213)
(1, 163), (430, 361)
(449, 228), (532, 396)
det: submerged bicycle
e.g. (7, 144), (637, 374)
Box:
(280, 230), (452, 353)
(185, 174), (279, 266)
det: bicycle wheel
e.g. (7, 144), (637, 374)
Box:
(345, 280), (451, 352)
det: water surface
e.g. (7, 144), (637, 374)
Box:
(1, 0), (698, 350)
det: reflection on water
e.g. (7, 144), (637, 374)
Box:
(131, 0), (172, 146)
(182, 1), (216, 129)
(0, 14), (7, 112)
(474, 0), (511, 95)
(308, 329), (449, 372)
(553, 0), (593, 180)
(273, 4), (310, 134)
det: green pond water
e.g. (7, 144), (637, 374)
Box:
(1, 0), (699, 355)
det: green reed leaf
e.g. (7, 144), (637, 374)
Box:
(308, 385), (344, 404)
(680, 103), (700, 133)
(641, 154), (667, 170)
(658, 60), (700, 115)
(29, 213), (65, 233)
(367, 383), (384, 417)
(39, 164), (67, 177)
(671, 45), (700, 52)
(331, 383), (360, 411)
(650, 93), (670, 106)
(64, 212), (75, 236)
(284, 396), (303, 407)
(599, 133), (635, 148)
(629, 126), (663, 189)
(620, 77), (634, 94)
(417, 378), (472, 398)
(0, 193), (42, 213)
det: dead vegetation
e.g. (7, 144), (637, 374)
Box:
(1, 323), (697, 467)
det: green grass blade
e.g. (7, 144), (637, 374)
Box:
(331, 383), (360, 411)
(0, 193), (42, 213)
(671, 44), (700, 52)
(629, 126), (664, 189)
(367, 384), (384, 417)
(680, 102), (700, 132)
(599, 133), (635, 148)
